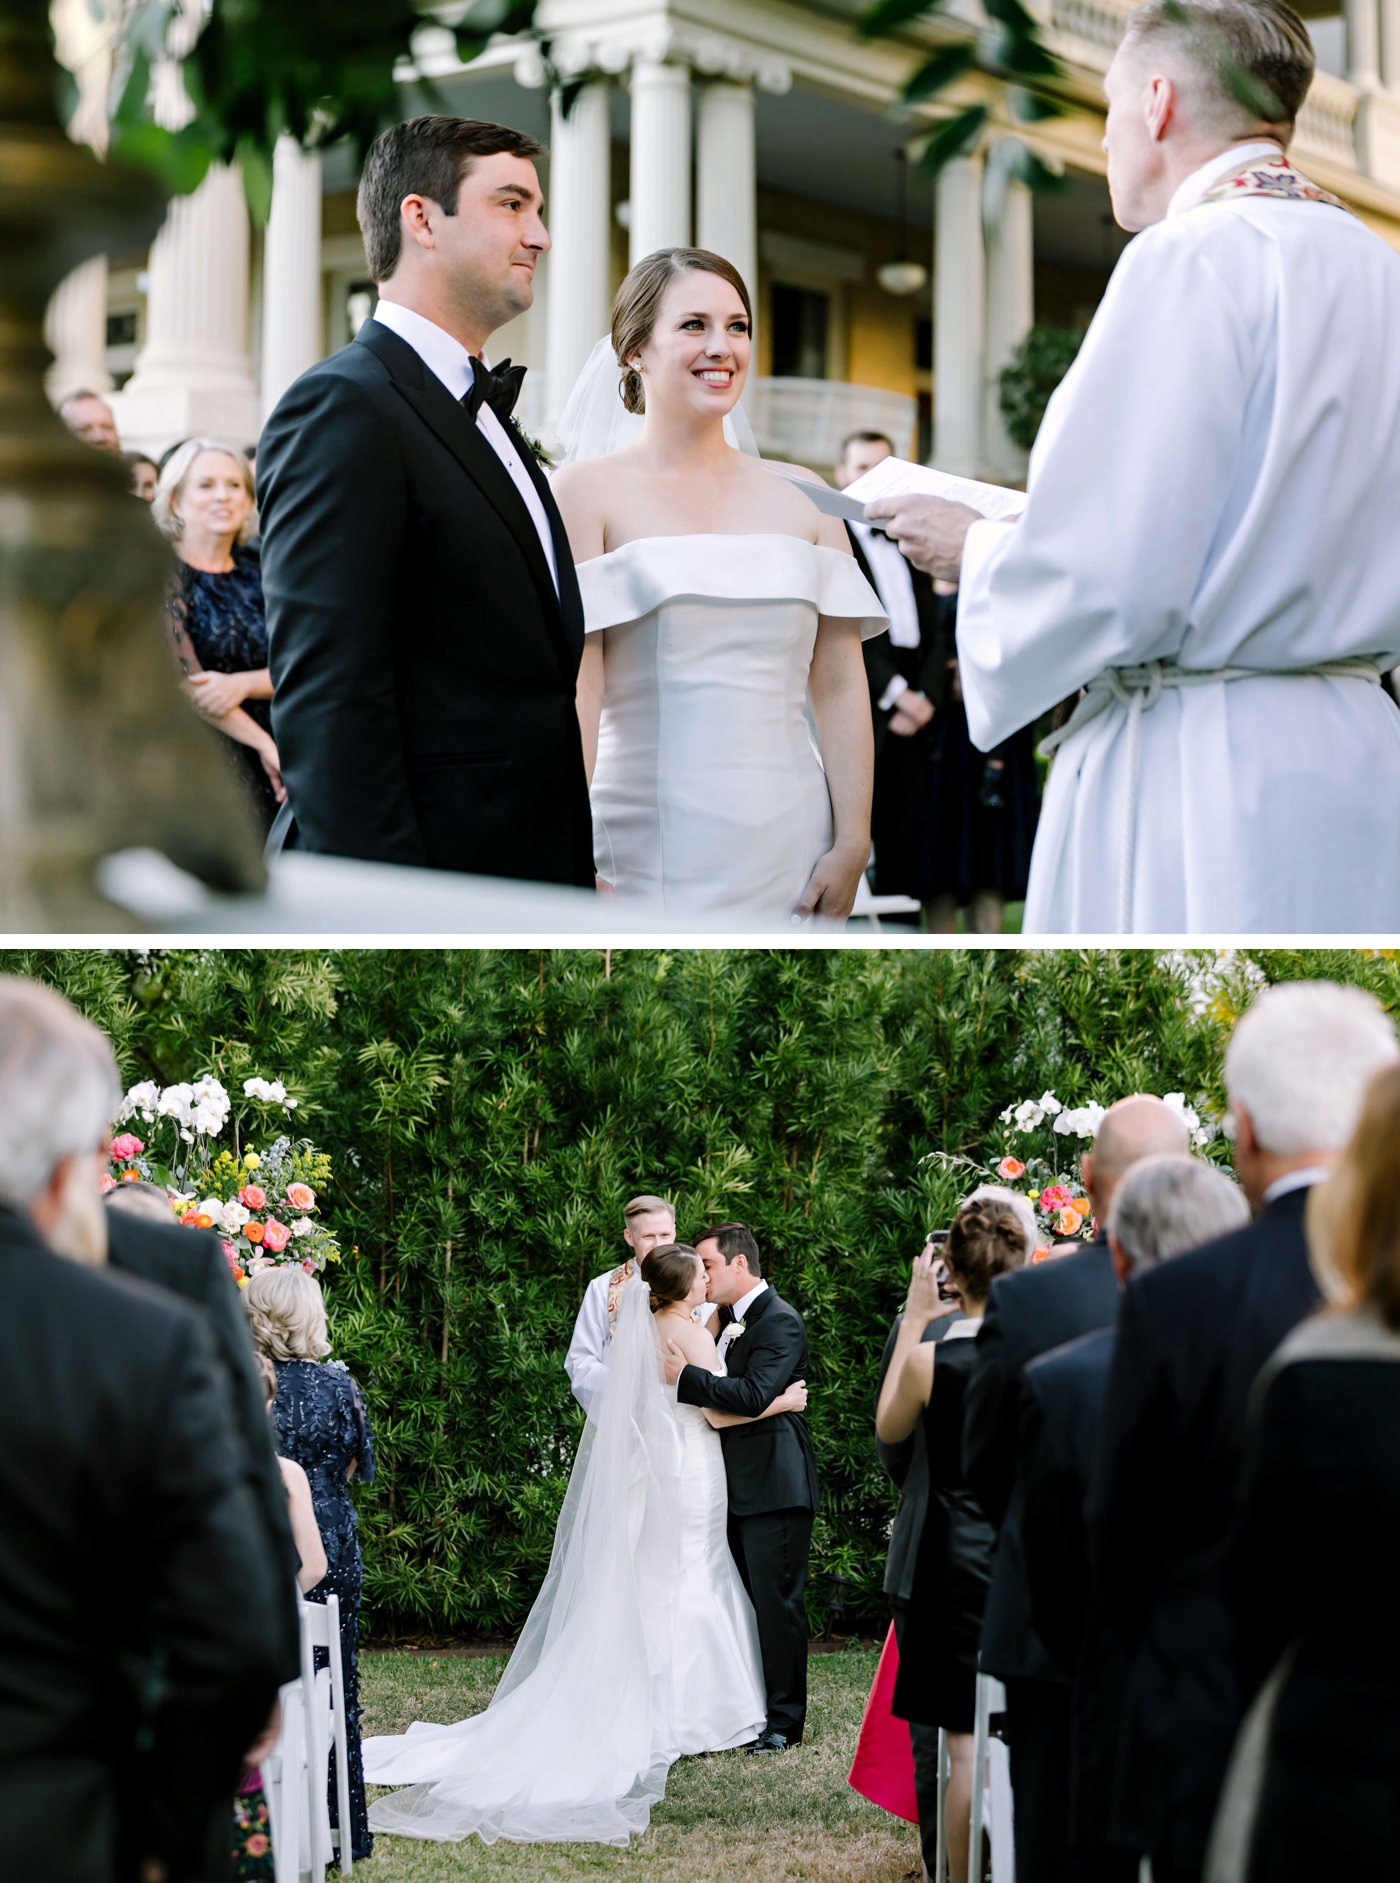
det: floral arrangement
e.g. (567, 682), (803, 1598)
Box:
(105, 1075), (338, 1284)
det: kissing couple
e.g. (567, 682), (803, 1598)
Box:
(258, 114), (887, 926)
(362, 1225), (818, 1844)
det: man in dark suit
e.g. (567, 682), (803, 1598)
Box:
(666, 1223), (818, 1752)
(963, 1094), (1191, 1883)
(1089, 981), (1399, 1883)
(259, 115), (593, 888)
(873, 1247), (963, 1877)
(836, 431), (954, 913)
(1018, 1155), (1249, 1883)
(0, 980), (287, 1883)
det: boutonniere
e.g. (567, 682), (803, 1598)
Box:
(515, 425), (555, 471)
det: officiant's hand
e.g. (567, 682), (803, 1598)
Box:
(864, 494), (982, 582)
(663, 1336), (687, 1384)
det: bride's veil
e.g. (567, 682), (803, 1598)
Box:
(554, 335), (762, 464)
(364, 1274), (688, 1844)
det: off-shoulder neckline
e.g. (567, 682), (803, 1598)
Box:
(582, 532), (844, 566)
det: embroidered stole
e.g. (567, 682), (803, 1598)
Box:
(1197, 154), (1353, 215)
(606, 1257), (635, 1336)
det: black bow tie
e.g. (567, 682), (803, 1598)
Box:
(463, 358), (526, 426)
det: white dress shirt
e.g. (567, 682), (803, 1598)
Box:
(1262, 1166), (1331, 1206)
(849, 519), (923, 712)
(371, 298), (558, 591)
(716, 1278), (769, 1366)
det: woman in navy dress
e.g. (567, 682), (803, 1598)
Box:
(244, 1266), (376, 1862)
(155, 437), (285, 832)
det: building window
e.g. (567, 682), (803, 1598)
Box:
(346, 280), (375, 337)
(105, 311), (137, 348)
(770, 284), (829, 379)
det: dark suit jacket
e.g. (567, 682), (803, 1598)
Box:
(1019, 1327), (1134, 1851)
(0, 1209), (286, 1883)
(1088, 1187), (1322, 1871)
(105, 1210), (301, 1685)
(963, 1240), (1121, 1681)
(676, 1285), (819, 1516)
(848, 527), (954, 764)
(258, 319), (594, 886)
(875, 1307), (963, 1602)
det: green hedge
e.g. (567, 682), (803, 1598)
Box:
(8, 946), (1395, 1635)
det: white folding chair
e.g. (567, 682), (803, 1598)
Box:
(264, 1676), (308, 1883)
(967, 1673), (1014, 1883)
(298, 1592), (353, 1876)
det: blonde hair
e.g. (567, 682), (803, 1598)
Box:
(611, 248), (753, 416)
(153, 438), (258, 545)
(1309, 1061), (1400, 1329)
(243, 1264), (331, 1361)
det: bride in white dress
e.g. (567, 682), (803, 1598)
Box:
(551, 248), (888, 923)
(362, 1246), (806, 1845)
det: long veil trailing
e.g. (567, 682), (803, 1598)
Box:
(362, 1277), (687, 1845)
(555, 335), (761, 464)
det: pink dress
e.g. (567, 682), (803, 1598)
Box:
(847, 1624), (919, 1822)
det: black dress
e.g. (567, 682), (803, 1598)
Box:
(1225, 1347), (1400, 1882)
(273, 1358), (376, 1862)
(892, 1328), (996, 1733)
(921, 597), (1039, 905)
(167, 544), (278, 832)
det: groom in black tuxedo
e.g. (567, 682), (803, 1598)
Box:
(258, 115), (594, 886)
(667, 1224), (819, 1752)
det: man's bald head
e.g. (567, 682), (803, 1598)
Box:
(1082, 1095), (1192, 1222)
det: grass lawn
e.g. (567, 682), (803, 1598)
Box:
(358, 1648), (922, 1882)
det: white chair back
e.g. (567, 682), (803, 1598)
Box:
(930, 1674), (1015, 1883)
(264, 1593), (353, 1880)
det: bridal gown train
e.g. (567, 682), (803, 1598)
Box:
(579, 534), (887, 919)
(362, 1281), (766, 1845)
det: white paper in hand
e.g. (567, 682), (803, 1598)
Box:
(844, 456), (1025, 522)
(760, 455), (1023, 525)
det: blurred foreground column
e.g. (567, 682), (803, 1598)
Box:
(261, 136), (323, 423)
(110, 163), (260, 456)
(982, 175), (1033, 484)
(934, 154), (985, 476)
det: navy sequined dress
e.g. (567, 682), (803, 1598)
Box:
(167, 545), (278, 831)
(273, 1358), (376, 1861)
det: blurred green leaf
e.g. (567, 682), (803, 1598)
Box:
(915, 103), (989, 175)
(903, 43), (976, 103)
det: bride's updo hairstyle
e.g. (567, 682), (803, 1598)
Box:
(945, 1195), (1034, 1308)
(612, 248), (753, 415)
(641, 1242), (702, 1312)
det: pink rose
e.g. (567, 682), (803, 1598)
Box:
(239, 1184), (267, 1211)
(110, 1133), (143, 1160)
(261, 1216), (291, 1254)
(100, 1173), (117, 1194)
(996, 1156), (1026, 1181)
(180, 1210), (200, 1226)
(1039, 1184), (1072, 1213)
(286, 1182), (315, 1211)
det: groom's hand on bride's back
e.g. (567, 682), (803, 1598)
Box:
(663, 1336), (687, 1385)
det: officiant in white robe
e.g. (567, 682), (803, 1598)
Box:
(868, 0), (1400, 935)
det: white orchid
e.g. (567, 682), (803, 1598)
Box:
(220, 1199), (250, 1232)
(198, 1196), (223, 1221)
(1053, 1102), (1107, 1140)
(118, 1080), (161, 1123)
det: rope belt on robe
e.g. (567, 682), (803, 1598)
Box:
(1038, 657), (1386, 934)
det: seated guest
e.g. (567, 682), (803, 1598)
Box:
(1019, 1155), (1248, 1883)
(836, 430), (954, 920)
(872, 1225), (977, 1878)
(1091, 981), (1398, 1883)
(57, 387), (120, 452)
(154, 437), (284, 832)
(1210, 1062), (1400, 1883)
(965, 1094), (1190, 1883)
(245, 1265), (376, 1862)
(125, 451), (159, 501)
(0, 977), (286, 1883)
(877, 1191), (1035, 1883)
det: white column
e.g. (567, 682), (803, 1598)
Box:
(982, 176), (1034, 483)
(43, 254), (112, 402)
(934, 155), (985, 476)
(696, 81), (756, 300)
(1348, 0), (1382, 87)
(260, 136), (323, 422)
(1381, 0), (1400, 88)
(546, 79), (613, 427)
(110, 162), (260, 454)
(629, 57), (692, 265)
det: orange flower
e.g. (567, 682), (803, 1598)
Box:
(1055, 1206), (1084, 1236)
(120, 1169), (140, 1182)
(1072, 1196), (1091, 1214)
(194, 1213), (214, 1229)
(1032, 1244), (1053, 1262)
(243, 1221), (265, 1244)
